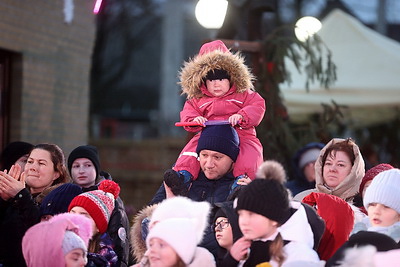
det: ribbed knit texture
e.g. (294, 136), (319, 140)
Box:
(235, 179), (291, 224)
(363, 168), (400, 213)
(196, 125), (239, 162)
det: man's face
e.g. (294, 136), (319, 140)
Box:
(199, 149), (234, 180)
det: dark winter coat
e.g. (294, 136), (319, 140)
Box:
(0, 189), (41, 267)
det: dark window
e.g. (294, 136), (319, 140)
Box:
(0, 49), (12, 151)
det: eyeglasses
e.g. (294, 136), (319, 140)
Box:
(212, 219), (230, 232)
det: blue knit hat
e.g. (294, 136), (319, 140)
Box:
(40, 183), (82, 217)
(196, 125), (240, 162)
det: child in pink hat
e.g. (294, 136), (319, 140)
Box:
(22, 213), (92, 267)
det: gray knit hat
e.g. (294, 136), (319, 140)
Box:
(363, 168), (400, 214)
(62, 231), (87, 255)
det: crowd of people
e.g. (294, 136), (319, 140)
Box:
(1, 40), (399, 266)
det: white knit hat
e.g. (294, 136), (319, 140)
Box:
(150, 196), (210, 244)
(146, 218), (198, 264)
(363, 168), (400, 214)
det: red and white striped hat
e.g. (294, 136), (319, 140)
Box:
(68, 180), (120, 233)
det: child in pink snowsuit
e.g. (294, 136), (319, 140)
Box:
(169, 40), (265, 189)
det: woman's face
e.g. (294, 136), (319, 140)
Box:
(71, 158), (97, 188)
(238, 210), (278, 240)
(148, 237), (180, 267)
(25, 149), (60, 194)
(322, 151), (352, 188)
(214, 217), (233, 250)
(69, 206), (98, 236)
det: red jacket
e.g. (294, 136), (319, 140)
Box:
(175, 84), (265, 179)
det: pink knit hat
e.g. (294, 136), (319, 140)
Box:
(22, 213), (92, 267)
(68, 180), (120, 233)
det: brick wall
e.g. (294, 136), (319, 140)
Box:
(0, 1), (96, 151)
(91, 137), (187, 215)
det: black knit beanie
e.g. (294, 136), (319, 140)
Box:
(0, 141), (34, 171)
(196, 125), (240, 162)
(67, 145), (100, 178)
(235, 178), (291, 225)
(206, 69), (230, 81)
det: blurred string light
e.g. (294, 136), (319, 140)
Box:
(93, 0), (103, 14)
(295, 16), (322, 42)
(195, 0), (228, 29)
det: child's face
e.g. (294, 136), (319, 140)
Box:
(69, 206), (98, 236)
(65, 248), (87, 267)
(238, 210), (278, 240)
(368, 203), (400, 227)
(214, 217), (233, 250)
(148, 237), (180, 267)
(205, 79), (230, 97)
(71, 158), (97, 188)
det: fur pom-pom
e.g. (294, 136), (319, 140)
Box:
(255, 160), (287, 184)
(99, 180), (120, 199)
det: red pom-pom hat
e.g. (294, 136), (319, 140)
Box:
(68, 180), (120, 234)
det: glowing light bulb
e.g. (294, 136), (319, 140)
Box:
(195, 0), (228, 29)
(295, 16), (322, 42)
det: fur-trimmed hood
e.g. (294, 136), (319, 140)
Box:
(179, 40), (255, 99)
(130, 204), (157, 263)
